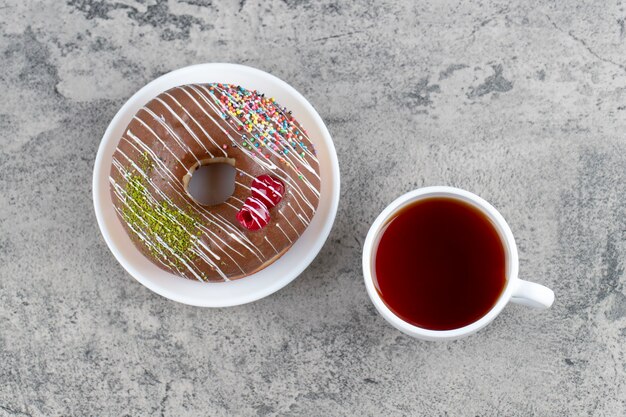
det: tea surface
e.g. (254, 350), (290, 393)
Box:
(374, 197), (506, 330)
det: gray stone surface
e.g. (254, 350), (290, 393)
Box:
(1, 0), (625, 415)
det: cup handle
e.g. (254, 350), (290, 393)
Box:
(511, 279), (555, 309)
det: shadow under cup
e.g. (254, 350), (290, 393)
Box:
(370, 195), (512, 331)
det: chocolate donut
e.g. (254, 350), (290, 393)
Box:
(109, 83), (321, 282)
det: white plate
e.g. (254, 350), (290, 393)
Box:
(92, 63), (340, 307)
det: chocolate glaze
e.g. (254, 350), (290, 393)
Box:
(109, 83), (321, 282)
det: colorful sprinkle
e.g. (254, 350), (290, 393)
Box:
(205, 82), (320, 181)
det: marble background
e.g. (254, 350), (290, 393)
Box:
(1, 0), (626, 415)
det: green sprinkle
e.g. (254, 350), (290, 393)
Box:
(122, 158), (201, 268)
(141, 152), (151, 171)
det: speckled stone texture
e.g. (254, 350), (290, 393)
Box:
(1, 1), (625, 416)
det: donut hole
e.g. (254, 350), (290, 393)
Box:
(184, 158), (236, 206)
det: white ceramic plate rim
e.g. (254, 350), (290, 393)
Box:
(93, 63), (340, 307)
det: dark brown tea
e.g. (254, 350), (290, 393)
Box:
(373, 197), (506, 330)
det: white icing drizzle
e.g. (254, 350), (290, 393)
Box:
(110, 178), (211, 281)
(155, 96), (214, 158)
(123, 124), (264, 261)
(264, 236), (279, 254)
(250, 185), (276, 207)
(275, 223), (293, 243)
(162, 92), (228, 157)
(130, 120), (187, 171)
(242, 197), (269, 229)
(236, 168), (311, 227)
(288, 190), (312, 223)
(208, 84), (321, 181)
(142, 107), (201, 166)
(287, 202), (308, 226)
(235, 180), (250, 190)
(112, 149), (247, 274)
(278, 208), (299, 235)
(117, 135), (261, 265)
(110, 83), (320, 281)
(110, 159), (229, 280)
(187, 85), (319, 209)
(113, 206), (184, 274)
(237, 167), (315, 214)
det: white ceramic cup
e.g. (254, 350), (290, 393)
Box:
(362, 186), (555, 341)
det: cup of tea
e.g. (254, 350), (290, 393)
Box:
(362, 186), (554, 341)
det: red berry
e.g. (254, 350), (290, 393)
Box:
(236, 197), (270, 231)
(251, 175), (284, 208)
